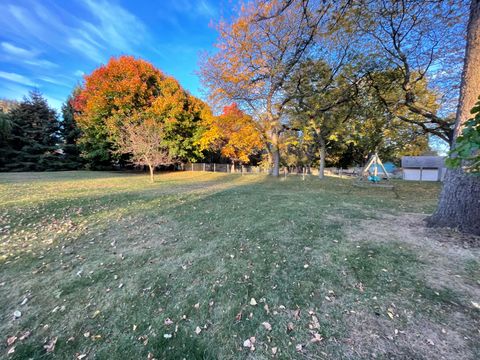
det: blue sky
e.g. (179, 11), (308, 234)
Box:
(0, 0), (234, 110)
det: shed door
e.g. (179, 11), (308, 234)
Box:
(403, 169), (421, 181)
(421, 169), (439, 181)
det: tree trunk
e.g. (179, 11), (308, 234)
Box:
(231, 160), (235, 173)
(148, 164), (154, 183)
(427, 0), (480, 235)
(271, 131), (280, 177)
(318, 137), (326, 179)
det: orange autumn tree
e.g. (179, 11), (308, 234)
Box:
(73, 55), (206, 169)
(199, 103), (263, 170)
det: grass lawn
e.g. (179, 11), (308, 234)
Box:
(0, 171), (479, 359)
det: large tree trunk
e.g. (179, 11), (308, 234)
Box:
(271, 131), (280, 177)
(427, 0), (480, 235)
(318, 137), (326, 179)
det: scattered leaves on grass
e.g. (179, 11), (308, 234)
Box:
(76, 354), (87, 359)
(7, 346), (15, 354)
(296, 344), (303, 352)
(235, 311), (242, 321)
(164, 318), (173, 326)
(271, 346), (278, 355)
(195, 326), (202, 335)
(163, 334), (172, 339)
(243, 336), (256, 351)
(194, 302), (200, 309)
(250, 298), (257, 306)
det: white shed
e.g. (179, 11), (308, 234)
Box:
(401, 156), (446, 182)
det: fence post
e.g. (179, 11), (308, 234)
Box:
(191, 163), (193, 172)
(213, 163), (216, 172)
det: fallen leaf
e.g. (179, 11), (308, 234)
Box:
(303, 264), (309, 269)
(250, 298), (257, 306)
(92, 310), (100, 318)
(163, 334), (172, 339)
(19, 331), (31, 341)
(77, 354), (87, 359)
(7, 347), (15, 354)
(471, 301), (480, 309)
(296, 344), (303, 352)
(13, 310), (21, 318)
(243, 339), (252, 348)
(194, 303), (200, 309)
(310, 315), (320, 329)
(426, 339), (435, 346)
(310, 332), (323, 343)
(271, 346), (278, 355)
(264, 304), (270, 314)
(235, 311), (242, 321)
(262, 322), (272, 331)
(44, 337), (57, 353)
(133, 324), (137, 331)
(164, 318), (173, 326)
(293, 308), (301, 320)
(195, 326), (202, 335)
(7, 336), (17, 346)
(287, 322), (294, 332)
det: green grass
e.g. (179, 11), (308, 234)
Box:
(0, 171), (478, 359)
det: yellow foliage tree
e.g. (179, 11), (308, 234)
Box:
(199, 103), (263, 170)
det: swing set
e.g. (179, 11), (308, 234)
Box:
(354, 153), (394, 188)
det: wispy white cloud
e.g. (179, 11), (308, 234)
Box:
(23, 59), (58, 69)
(168, 0), (217, 18)
(1, 42), (37, 58)
(0, 0), (153, 65)
(0, 71), (37, 87)
(38, 76), (70, 87)
(74, 70), (85, 77)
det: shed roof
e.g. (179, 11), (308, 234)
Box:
(401, 156), (445, 168)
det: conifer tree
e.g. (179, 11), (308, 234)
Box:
(6, 90), (62, 171)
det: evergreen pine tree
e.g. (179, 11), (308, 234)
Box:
(60, 92), (83, 169)
(6, 90), (62, 171)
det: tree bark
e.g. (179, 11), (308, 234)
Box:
(271, 131), (280, 177)
(148, 164), (154, 183)
(427, 0), (480, 235)
(318, 137), (326, 179)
